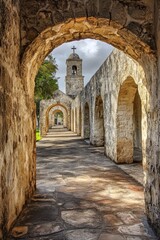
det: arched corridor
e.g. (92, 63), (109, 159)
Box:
(42, 103), (68, 135)
(1, 1), (160, 238)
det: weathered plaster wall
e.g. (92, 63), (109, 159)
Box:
(0, 1), (36, 238)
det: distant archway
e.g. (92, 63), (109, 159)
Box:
(49, 110), (64, 127)
(40, 103), (68, 136)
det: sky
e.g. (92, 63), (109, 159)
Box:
(51, 39), (114, 93)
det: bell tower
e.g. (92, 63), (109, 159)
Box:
(65, 46), (84, 98)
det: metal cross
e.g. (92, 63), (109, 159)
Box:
(71, 46), (76, 54)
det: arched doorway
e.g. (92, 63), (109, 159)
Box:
(116, 77), (142, 164)
(91, 96), (104, 146)
(84, 103), (90, 139)
(52, 110), (64, 127)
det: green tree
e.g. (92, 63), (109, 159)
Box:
(35, 54), (59, 100)
(35, 55), (59, 127)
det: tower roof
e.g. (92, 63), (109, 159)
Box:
(67, 46), (81, 60)
(68, 53), (80, 60)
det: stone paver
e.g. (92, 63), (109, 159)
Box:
(8, 128), (158, 240)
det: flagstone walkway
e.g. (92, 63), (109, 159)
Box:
(8, 128), (158, 240)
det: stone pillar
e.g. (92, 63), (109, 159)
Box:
(84, 103), (90, 139)
(77, 107), (81, 135)
(71, 110), (74, 131)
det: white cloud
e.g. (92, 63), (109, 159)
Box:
(78, 39), (100, 57)
(51, 39), (114, 93)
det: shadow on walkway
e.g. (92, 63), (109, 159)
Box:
(8, 129), (157, 240)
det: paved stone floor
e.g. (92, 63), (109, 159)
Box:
(8, 128), (158, 240)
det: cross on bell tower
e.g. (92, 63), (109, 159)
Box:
(71, 46), (76, 54)
(65, 47), (84, 98)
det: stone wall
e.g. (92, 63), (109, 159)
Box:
(71, 48), (160, 234)
(20, 0), (154, 52)
(0, 1), (36, 238)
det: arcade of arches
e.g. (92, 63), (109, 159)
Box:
(1, 0), (160, 238)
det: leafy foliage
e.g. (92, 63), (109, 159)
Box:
(36, 129), (41, 141)
(35, 55), (59, 100)
(35, 55), (59, 124)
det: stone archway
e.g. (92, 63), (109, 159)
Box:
(116, 77), (143, 164)
(49, 109), (64, 128)
(40, 103), (69, 136)
(20, 17), (155, 99)
(91, 96), (104, 146)
(84, 102), (90, 139)
(1, 1), (160, 237)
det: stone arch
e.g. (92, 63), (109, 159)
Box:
(18, 7), (158, 236)
(91, 96), (104, 146)
(40, 103), (69, 136)
(20, 17), (154, 98)
(116, 77), (144, 164)
(84, 102), (90, 139)
(49, 109), (64, 127)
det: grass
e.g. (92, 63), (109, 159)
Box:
(36, 129), (42, 141)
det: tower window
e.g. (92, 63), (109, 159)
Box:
(72, 65), (77, 75)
